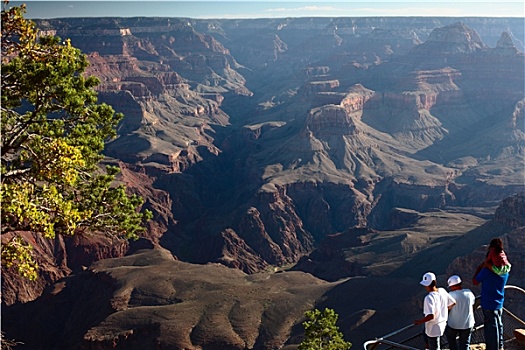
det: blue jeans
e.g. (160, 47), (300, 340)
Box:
(482, 308), (504, 350)
(445, 325), (473, 350)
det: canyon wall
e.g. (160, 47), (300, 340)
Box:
(2, 16), (524, 307)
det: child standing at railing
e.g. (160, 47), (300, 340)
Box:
(414, 272), (456, 350)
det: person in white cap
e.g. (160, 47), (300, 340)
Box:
(445, 275), (475, 350)
(414, 272), (456, 350)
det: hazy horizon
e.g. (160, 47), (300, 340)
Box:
(8, 1), (525, 20)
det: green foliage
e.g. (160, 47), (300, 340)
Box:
(298, 308), (352, 350)
(1, 4), (152, 279)
(1, 236), (38, 280)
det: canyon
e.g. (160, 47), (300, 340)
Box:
(1, 16), (524, 349)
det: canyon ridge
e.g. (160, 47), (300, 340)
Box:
(1, 16), (524, 349)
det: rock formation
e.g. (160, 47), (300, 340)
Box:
(2, 18), (524, 343)
(1, 249), (338, 349)
(1, 248), (428, 349)
(447, 192), (525, 288)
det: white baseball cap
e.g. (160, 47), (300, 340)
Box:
(420, 272), (436, 286)
(447, 275), (462, 287)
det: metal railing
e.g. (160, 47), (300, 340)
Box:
(363, 285), (525, 350)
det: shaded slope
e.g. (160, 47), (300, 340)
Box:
(1, 249), (336, 349)
(1, 248), (428, 350)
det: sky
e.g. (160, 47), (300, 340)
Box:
(7, 0), (525, 19)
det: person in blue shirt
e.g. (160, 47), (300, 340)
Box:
(472, 259), (509, 350)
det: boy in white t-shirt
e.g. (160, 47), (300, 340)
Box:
(414, 272), (456, 350)
(445, 275), (475, 350)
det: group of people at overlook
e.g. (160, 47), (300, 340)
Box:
(414, 238), (511, 350)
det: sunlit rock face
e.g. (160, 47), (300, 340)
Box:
(4, 16), (523, 301)
(2, 14), (525, 350)
(36, 17), (525, 269)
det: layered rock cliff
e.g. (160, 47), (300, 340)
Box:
(447, 192), (525, 287)
(2, 14), (525, 350)
(3, 16), (524, 308)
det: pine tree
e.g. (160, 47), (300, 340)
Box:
(1, 4), (152, 280)
(298, 308), (352, 350)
